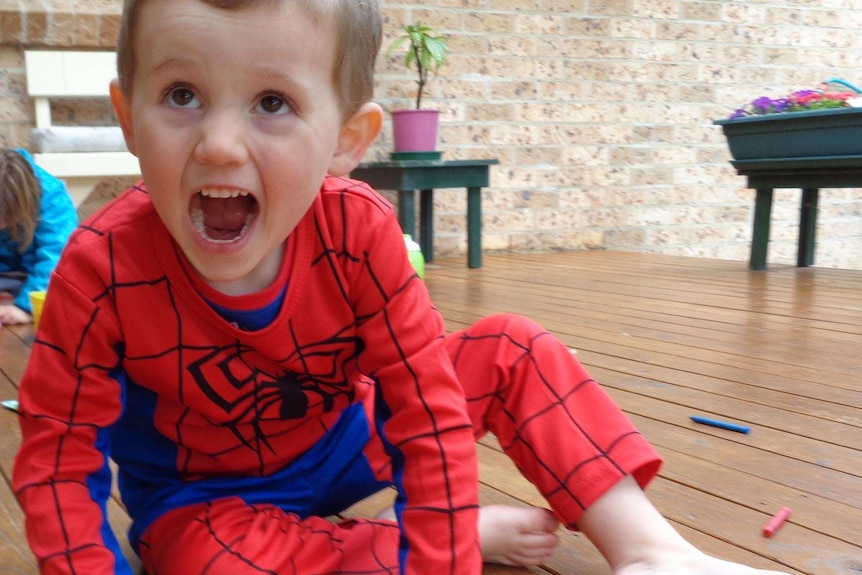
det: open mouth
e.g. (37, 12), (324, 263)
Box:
(190, 188), (258, 243)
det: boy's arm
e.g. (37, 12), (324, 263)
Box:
(352, 215), (482, 574)
(13, 277), (132, 575)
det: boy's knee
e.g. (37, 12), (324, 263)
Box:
(471, 313), (547, 340)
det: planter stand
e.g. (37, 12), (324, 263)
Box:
(350, 159), (499, 268)
(716, 108), (862, 270)
(727, 156), (862, 270)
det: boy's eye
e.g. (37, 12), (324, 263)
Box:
(167, 86), (199, 108)
(257, 93), (289, 115)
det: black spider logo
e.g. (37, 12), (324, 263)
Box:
(186, 343), (355, 425)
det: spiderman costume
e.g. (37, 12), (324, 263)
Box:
(14, 176), (661, 575)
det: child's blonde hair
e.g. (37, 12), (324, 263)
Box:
(116, 0), (382, 118)
(0, 150), (41, 253)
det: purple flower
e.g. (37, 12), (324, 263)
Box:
(750, 96), (775, 114)
(771, 98), (792, 112)
(727, 86), (858, 119)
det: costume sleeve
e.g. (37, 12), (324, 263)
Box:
(13, 152), (78, 312)
(13, 267), (133, 575)
(346, 205), (482, 574)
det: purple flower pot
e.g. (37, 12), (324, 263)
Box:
(391, 109), (440, 152)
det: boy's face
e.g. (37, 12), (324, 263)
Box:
(112, 0), (373, 294)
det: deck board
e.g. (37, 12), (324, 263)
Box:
(2, 250), (861, 574)
(425, 251), (862, 575)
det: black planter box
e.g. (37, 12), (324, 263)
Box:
(714, 107), (862, 160)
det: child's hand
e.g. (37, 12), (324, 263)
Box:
(0, 304), (33, 325)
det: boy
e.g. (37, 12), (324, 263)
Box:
(13, 1), (792, 574)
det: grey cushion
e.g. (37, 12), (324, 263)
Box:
(30, 126), (128, 153)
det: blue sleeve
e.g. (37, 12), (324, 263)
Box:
(13, 150), (79, 312)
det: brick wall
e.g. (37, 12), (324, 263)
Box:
(1, 0), (861, 269)
(0, 0), (121, 146)
(372, 0), (862, 269)
(0, 0), (129, 217)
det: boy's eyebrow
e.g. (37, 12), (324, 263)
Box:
(148, 55), (199, 76)
(258, 65), (315, 92)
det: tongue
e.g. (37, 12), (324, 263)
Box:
(200, 194), (254, 240)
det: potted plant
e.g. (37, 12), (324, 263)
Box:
(386, 22), (449, 157)
(714, 81), (862, 161)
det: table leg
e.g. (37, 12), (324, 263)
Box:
(398, 189), (416, 239)
(797, 188), (819, 267)
(750, 188), (774, 271)
(467, 186), (482, 268)
(419, 189), (434, 262)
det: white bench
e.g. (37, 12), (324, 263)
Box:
(25, 50), (140, 206)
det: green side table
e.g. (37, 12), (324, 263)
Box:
(351, 159), (499, 268)
(730, 156), (862, 270)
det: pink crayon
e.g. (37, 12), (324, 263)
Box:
(762, 507), (791, 537)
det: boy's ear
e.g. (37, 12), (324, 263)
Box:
(109, 79), (138, 157)
(328, 102), (384, 177)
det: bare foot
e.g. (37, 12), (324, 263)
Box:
(377, 504), (560, 566)
(479, 504), (560, 566)
(616, 552), (790, 575)
(576, 475), (791, 575)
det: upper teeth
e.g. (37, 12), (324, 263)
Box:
(200, 188), (249, 199)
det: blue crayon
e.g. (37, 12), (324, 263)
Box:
(690, 415), (750, 434)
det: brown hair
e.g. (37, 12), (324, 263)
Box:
(0, 150), (41, 253)
(116, 0), (382, 118)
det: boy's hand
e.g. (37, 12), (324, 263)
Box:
(0, 304), (32, 325)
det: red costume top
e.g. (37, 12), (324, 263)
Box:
(13, 177), (481, 575)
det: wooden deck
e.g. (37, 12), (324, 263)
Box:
(2, 250), (861, 574)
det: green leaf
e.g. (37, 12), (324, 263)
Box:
(386, 22), (450, 108)
(424, 36), (449, 68)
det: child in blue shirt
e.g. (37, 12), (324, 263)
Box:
(0, 148), (78, 325)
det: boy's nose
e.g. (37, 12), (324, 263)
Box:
(193, 111), (249, 166)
